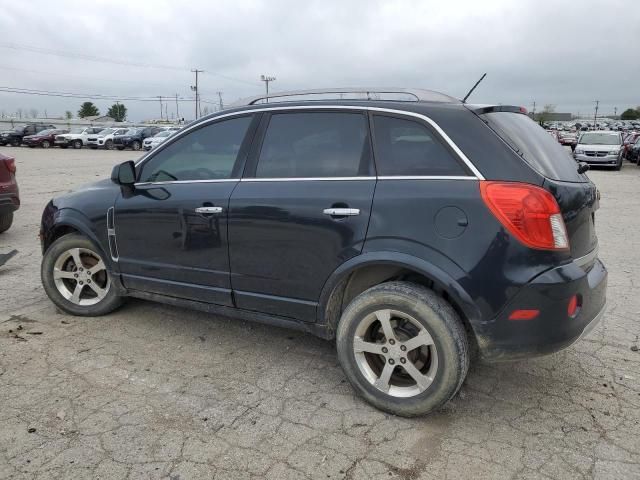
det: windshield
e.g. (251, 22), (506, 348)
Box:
(579, 133), (621, 145)
(126, 128), (140, 135)
(99, 128), (115, 135)
(68, 128), (84, 134)
(482, 111), (587, 182)
(37, 129), (54, 135)
(154, 131), (171, 138)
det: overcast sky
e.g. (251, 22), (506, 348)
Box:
(0, 0), (637, 121)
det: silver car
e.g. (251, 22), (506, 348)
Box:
(574, 131), (623, 170)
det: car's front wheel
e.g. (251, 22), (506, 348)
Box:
(336, 281), (469, 417)
(41, 140), (51, 149)
(105, 139), (114, 150)
(131, 140), (141, 151)
(41, 234), (123, 316)
(72, 140), (82, 149)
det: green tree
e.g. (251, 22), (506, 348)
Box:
(78, 102), (99, 118)
(65, 111), (73, 120)
(620, 108), (640, 120)
(107, 103), (127, 122)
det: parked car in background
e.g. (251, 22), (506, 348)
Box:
(0, 123), (56, 147)
(55, 127), (105, 149)
(0, 153), (19, 233)
(23, 129), (69, 149)
(142, 130), (174, 151)
(626, 137), (640, 164)
(87, 128), (129, 150)
(114, 126), (163, 151)
(574, 131), (623, 170)
(622, 132), (640, 160)
(558, 132), (577, 151)
(39, 88), (606, 417)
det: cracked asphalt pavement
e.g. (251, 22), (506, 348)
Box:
(1, 147), (639, 479)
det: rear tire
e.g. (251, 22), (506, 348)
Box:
(41, 234), (123, 316)
(131, 140), (141, 151)
(41, 140), (51, 149)
(0, 212), (13, 233)
(336, 281), (469, 417)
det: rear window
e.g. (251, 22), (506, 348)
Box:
(482, 112), (587, 182)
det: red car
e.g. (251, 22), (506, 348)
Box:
(623, 132), (640, 159)
(0, 153), (19, 233)
(558, 132), (578, 150)
(22, 128), (69, 149)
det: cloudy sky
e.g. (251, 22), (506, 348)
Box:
(0, 0), (637, 121)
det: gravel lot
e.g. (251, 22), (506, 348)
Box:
(0, 146), (639, 480)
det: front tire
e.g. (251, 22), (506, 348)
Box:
(41, 140), (51, 149)
(41, 234), (123, 316)
(0, 211), (13, 233)
(105, 139), (114, 150)
(131, 140), (141, 151)
(336, 281), (469, 417)
(72, 139), (82, 149)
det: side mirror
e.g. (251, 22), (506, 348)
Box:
(111, 160), (136, 186)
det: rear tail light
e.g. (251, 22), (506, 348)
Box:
(480, 181), (569, 251)
(509, 309), (540, 321)
(4, 158), (16, 174)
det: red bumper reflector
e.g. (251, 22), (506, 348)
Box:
(509, 309), (540, 321)
(567, 295), (579, 317)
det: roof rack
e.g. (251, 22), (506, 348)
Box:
(231, 87), (459, 107)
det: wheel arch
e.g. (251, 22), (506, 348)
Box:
(318, 252), (482, 347)
(43, 210), (109, 265)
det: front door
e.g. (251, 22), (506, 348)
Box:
(114, 114), (257, 305)
(228, 110), (376, 321)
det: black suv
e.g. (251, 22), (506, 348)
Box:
(113, 126), (163, 151)
(0, 123), (56, 146)
(39, 88), (607, 416)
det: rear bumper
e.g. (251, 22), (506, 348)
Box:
(0, 190), (20, 214)
(478, 256), (607, 361)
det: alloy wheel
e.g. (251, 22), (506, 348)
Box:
(52, 247), (110, 306)
(353, 309), (438, 398)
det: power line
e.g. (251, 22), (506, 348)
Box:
(0, 42), (260, 86)
(0, 85), (197, 103)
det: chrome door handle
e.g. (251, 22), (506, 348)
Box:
(323, 208), (360, 216)
(195, 206), (223, 214)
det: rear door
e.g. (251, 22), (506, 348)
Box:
(228, 109), (376, 321)
(479, 110), (598, 259)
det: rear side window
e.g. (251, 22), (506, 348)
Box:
(372, 115), (467, 176)
(482, 112), (586, 182)
(255, 112), (370, 178)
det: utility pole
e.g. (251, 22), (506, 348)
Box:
(158, 96), (163, 120)
(191, 69), (204, 120)
(175, 93), (179, 120)
(260, 75), (276, 102)
(593, 100), (599, 129)
(216, 91), (224, 111)
(614, 106), (617, 118)
(532, 101), (536, 119)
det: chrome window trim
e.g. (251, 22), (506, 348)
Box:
(240, 176), (376, 182)
(377, 176), (478, 181)
(134, 178), (239, 187)
(134, 104), (485, 181)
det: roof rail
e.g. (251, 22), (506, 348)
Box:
(231, 87), (459, 107)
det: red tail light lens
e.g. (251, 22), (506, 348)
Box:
(4, 158), (16, 174)
(480, 181), (569, 251)
(509, 309), (540, 321)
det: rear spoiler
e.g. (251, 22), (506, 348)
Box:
(466, 105), (528, 115)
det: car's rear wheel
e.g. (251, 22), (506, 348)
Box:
(336, 281), (469, 417)
(0, 212), (13, 233)
(131, 140), (141, 151)
(41, 140), (51, 149)
(72, 140), (82, 149)
(41, 234), (123, 316)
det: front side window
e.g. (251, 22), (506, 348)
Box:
(255, 112), (370, 178)
(139, 115), (253, 183)
(372, 115), (467, 176)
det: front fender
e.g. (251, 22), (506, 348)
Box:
(317, 251), (482, 334)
